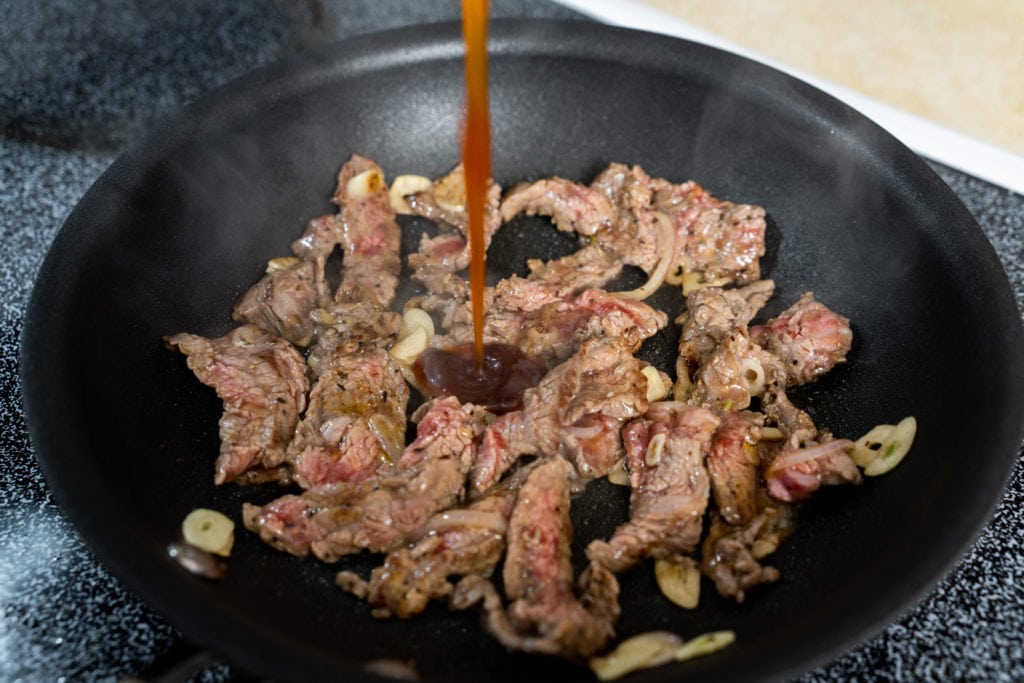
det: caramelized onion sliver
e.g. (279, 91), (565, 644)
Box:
(616, 211), (675, 300)
(766, 439), (853, 475)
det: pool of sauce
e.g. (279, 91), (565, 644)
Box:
(413, 342), (546, 413)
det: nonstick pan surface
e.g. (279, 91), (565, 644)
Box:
(21, 19), (1024, 683)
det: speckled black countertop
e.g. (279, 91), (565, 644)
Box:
(2, 1), (1022, 681)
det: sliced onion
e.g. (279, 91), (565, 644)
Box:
(766, 439), (852, 474)
(616, 211), (674, 300)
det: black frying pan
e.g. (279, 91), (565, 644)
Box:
(20, 19), (1024, 683)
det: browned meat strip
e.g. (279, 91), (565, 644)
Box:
(588, 162), (665, 273)
(232, 257), (328, 347)
(245, 397), (487, 560)
(677, 281), (775, 374)
(405, 163), (503, 239)
(654, 177), (766, 285)
(336, 462), (531, 618)
(587, 402), (720, 573)
(688, 331), (786, 411)
(701, 512), (781, 603)
(500, 176), (614, 236)
(491, 242), (624, 313)
(305, 302), (402, 377)
(470, 337), (649, 496)
(430, 287), (666, 367)
(707, 410), (764, 525)
(165, 325), (309, 485)
(335, 189), (402, 308)
(588, 163), (767, 283)
(764, 437), (861, 502)
(287, 348), (409, 489)
(451, 458), (620, 657)
(751, 292), (853, 386)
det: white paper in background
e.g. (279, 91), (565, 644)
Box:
(552, 0), (1024, 196)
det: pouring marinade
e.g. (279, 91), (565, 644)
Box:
(163, 2), (916, 679)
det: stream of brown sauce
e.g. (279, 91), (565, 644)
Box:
(411, 0), (545, 413)
(462, 0), (490, 365)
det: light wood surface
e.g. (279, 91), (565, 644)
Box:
(634, 0), (1024, 156)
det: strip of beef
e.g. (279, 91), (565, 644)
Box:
(707, 410), (764, 526)
(405, 163), (503, 239)
(287, 348), (408, 488)
(687, 331), (787, 412)
(588, 162), (665, 273)
(677, 281), (775, 375)
(587, 402), (720, 573)
(244, 397), (487, 560)
(500, 176), (614, 237)
(763, 436), (861, 502)
(751, 292), (853, 386)
(165, 325), (309, 485)
(336, 462), (533, 619)
(700, 512), (781, 603)
(655, 178), (767, 285)
(232, 257), (329, 347)
(470, 337), (650, 496)
(430, 287), (665, 367)
(334, 168), (402, 308)
(305, 302), (402, 377)
(589, 163), (767, 284)
(451, 458), (620, 658)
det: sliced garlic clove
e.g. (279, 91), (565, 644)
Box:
(390, 327), (429, 365)
(673, 630), (736, 662)
(588, 631), (683, 681)
(400, 307), (435, 339)
(181, 508), (235, 557)
(641, 365), (669, 402)
(860, 416), (917, 476)
(654, 557), (701, 609)
(388, 174), (432, 214)
(644, 432), (667, 467)
(606, 457), (629, 486)
(346, 169), (385, 198)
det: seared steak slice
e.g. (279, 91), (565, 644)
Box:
(470, 337), (649, 495)
(305, 302), (402, 377)
(335, 178), (402, 308)
(688, 331), (786, 412)
(232, 257), (328, 347)
(589, 162), (664, 273)
(656, 178), (767, 285)
(405, 163), (503, 239)
(452, 458), (620, 657)
(751, 292), (853, 386)
(678, 281), (775, 372)
(764, 437), (861, 502)
(587, 402), (720, 573)
(707, 410), (764, 526)
(491, 242), (624, 313)
(701, 512), (781, 603)
(500, 176), (614, 236)
(287, 348), (408, 489)
(430, 287), (666, 367)
(589, 162), (767, 283)
(245, 397), (487, 560)
(165, 325), (309, 485)
(336, 461), (530, 618)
